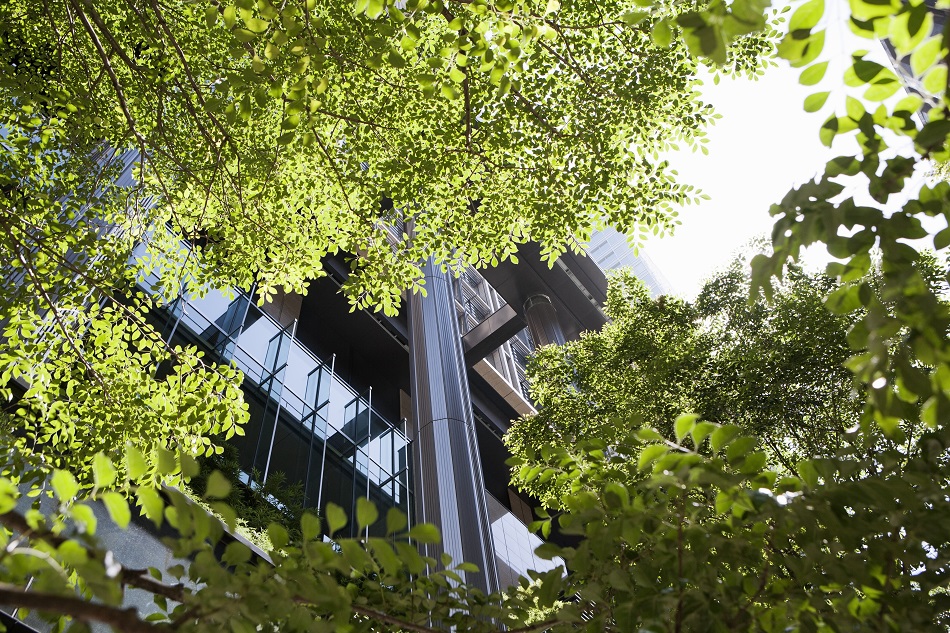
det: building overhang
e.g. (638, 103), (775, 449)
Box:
(479, 242), (608, 340)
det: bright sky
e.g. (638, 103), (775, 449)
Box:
(642, 3), (919, 300)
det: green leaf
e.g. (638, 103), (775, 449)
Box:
(137, 487), (164, 528)
(356, 497), (378, 531)
(211, 502), (238, 532)
(799, 61), (828, 85)
(864, 78), (901, 101)
(635, 428), (665, 442)
(797, 460), (819, 487)
(674, 413), (699, 442)
(386, 507), (408, 535)
(849, 0), (899, 21)
(395, 541), (426, 574)
(223, 5), (237, 28)
(70, 503), (98, 535)
(126, 444), (148, 481)
(368, 538), (402, 575)
(244, 17), (270, 33)
(710, 425), (740, 453)
(267, 523), (289, 550)
(917, 120), (950, 150)
(180, 453), (200, 479)
(690, 421), (717, 447)
(204, 470), (232, 500)
(638, 444), (668, 471)
(223, 541), (252, 566)
(790, 30), (825, 68)
(93, 453), (117, 489)
(603, 482), (630, 508)
(893, 94), (923, 114)
(789, 0), (824, 31)
(233, 28), (258, 42)
(0, 478), (18, 514)
(652, 18), (672, 48)
(325, 502), (347, 537)
(910, 36), (942, 77)
(845, 96), (865, 120)
(826, 285), (863, 314)
(155, 447), (177, 476)
(922, 65), (947, 96)
(934, 227), (950, 251)
(301, 512), (321, 540)
(534, 542), (562, 560)
(387, 50), (407, 68)
(101, 491), (131, 528)
(416, 73), (437, 88)
(804, 91), (829, 113)
(725, 436), (757, 463)
(366, 0), (385, 19)
(408, 522), (441, 544)
(51, 470), (80, 501)
(739, 451), (767, 475)
(621, 11), (649, 25)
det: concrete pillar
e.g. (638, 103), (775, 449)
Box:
(408, 258), (498, 594)
(524, 294), (565, 348)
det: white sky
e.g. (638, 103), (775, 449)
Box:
(641, 2), (918, 299)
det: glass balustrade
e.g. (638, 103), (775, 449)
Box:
(132, 236), (412, 538)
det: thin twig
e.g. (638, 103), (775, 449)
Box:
(70, 0), (147, 148)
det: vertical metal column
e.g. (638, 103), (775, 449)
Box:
(523, 294), (566, 348)
(408, 258), (498, 594)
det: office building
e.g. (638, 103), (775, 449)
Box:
(2, 147), (616, 630)
(587, 227), (672, 296)
(2, 142), (674, 632)
(131, 232), (608, 594)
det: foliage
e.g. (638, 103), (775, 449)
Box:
(508, 270), (704, 447)
(6, 410), (950, 632)
(4, 0), (950, 630)
(691, 255), (863, 469)
(0, 292), (248, 493)
(0, 0), (773, 315)
(0, 0), (771, 551)
(183, 446), (306, 549)
(506, 254), (890, 504)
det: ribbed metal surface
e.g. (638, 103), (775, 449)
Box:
(524, 294), (566, 347)
(409, 259), (499, 594)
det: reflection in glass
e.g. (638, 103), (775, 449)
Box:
(139, 264), (413, 539)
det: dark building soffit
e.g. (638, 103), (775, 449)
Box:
(479, 242), (608, 341)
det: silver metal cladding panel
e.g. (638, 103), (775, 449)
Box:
(409, 259), (499, 594)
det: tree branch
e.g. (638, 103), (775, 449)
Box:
(0, 510), (188, 604)
(0, 583), (168, 633)
(76, 0), (145, 72)
(351, 603), (438, 633)
(69, 0), (148, 148)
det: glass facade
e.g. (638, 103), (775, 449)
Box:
(586, 227), (672, 297)
(133, 241), (412, 539)
(486, 494), (562, 589)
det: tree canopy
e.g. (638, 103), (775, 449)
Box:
(4, 0), (950, 630)
(0, 0), (770, 312)
(505, 256), (874, 505)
